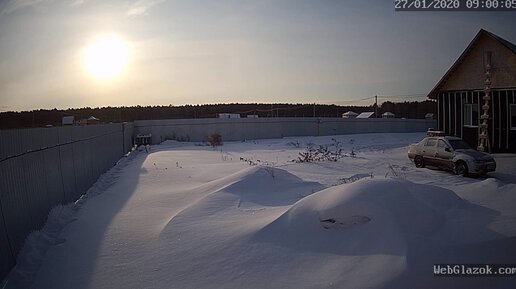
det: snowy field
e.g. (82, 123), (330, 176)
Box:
(4, 132), (516, 289)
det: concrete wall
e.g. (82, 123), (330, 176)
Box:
(0, 123), (133, 281)
(134, 118), (437, 144)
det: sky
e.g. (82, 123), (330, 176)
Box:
(0, 0), (515, 112)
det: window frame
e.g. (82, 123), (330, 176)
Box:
(463, 103), (479, 128)
(437, 139), (450, 150)
(511, 104), (516, 130)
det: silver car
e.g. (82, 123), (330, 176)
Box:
(408, 136), (496, 176)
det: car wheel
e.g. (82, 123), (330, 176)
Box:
(455, 161), (468, 177)
(414, 156), (425, 168)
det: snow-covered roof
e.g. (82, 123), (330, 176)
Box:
(87, 116), (99, 120)
(342, 111), (358, 116)
(342, 111), (358, 118)
(382, 112), (395, 116)
(356, 112), (375, 118)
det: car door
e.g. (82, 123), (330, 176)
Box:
(421, 138), (438, 166)
(434, 139), (454, 170)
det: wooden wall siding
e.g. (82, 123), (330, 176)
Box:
(440, 34), (516, 92)
(438, 89), (516, 152)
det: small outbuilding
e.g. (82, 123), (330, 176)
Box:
(341, 111), (358, 118)
(382, 112), (395, 118)
(86, 116), (100, 125)
(218, 113), (241, 119)
(77, 116), (100, 125)
(62, 116), (74, 125)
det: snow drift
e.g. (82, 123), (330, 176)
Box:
(160, 166), (325, 239)
(9, 133), (516, 289)
(257, 178), (465, 251)
(252, 178), (514, 289)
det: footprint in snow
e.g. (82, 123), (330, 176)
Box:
(320, 216), (371, 229)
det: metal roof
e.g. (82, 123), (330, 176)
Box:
(356, 112), (375, 118)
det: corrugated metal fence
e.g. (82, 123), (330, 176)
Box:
(135, 118), (437, 143)
(0, 123), (133, 281)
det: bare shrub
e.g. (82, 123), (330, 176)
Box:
(209, 133), (223, 147)
(385, 164), (406, 179)
(296, 139), (356, 163)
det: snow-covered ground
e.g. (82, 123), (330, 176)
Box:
(4, 133), (516, 289)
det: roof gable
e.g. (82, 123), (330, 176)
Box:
(428, 29), (516, 98)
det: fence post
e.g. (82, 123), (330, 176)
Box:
(122, 123), (126, 154)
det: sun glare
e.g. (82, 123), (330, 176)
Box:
(83, 35), (129, 79)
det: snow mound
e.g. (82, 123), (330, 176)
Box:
(233, 167), (325, 209)
(256, 178), (465, 255)
(160, 166), (324, 238)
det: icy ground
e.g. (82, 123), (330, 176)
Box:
(4, 133), (516, 289)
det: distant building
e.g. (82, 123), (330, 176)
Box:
(246, 115), (259, 118)
(62, 116), (74, 125)
(356, 112), (375, 119)
(135, 133), (152, 146)
(341, 111), (358, 118)
(78, 116), (100, 125)
(218, 113), (241, 119)
(382, 112), (395, 118)
(86, 116), (100, 124)
(427, 29), (516, 153)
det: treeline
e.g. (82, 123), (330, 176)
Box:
(0, 101), (436, 130)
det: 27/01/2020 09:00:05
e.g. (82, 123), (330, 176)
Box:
(395, 0), (516, 10)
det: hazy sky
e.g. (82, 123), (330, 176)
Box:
(0, 0), (515, 111)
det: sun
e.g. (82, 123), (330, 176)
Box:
(83, 35), (129, 79)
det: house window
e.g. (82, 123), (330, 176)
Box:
(511, 104), (516, 130)
(464, 103), (479, 127)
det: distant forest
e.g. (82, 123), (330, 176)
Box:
(0, 101), (436, 130)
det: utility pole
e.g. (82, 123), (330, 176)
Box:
(313, 103), (316, 118)
(375, 95), (378, 118)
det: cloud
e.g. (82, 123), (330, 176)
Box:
(0, 0), (87, 16)
(70, 0), (85, 6)
(126, 0), (165, 17)
(0, 0), (49, 16)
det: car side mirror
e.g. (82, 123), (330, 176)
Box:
(445, 147), (451, 152)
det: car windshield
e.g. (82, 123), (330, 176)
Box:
(448, 139), (472, 150)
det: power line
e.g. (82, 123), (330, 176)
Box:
(333, 96), (375, 104)
(377, 93), (427, 98)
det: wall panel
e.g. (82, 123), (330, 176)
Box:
(134, 118), (437, 144)
(0, 123), (131, 282)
